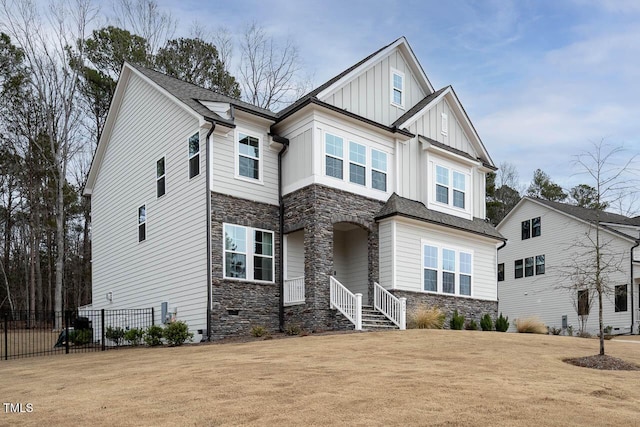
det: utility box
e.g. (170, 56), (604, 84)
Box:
(161, 302), (168, 324)
(562, 315), (568, 329)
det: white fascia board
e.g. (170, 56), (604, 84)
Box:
(397, 88), (449, 129)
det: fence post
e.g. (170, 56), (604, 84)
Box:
(399, 297), (407, 330)
(64, 311), (70, 354)
(101, 309), (105, 351)
(151, 307), (155, 326)
(355, 293), (362, 331)
(4, 313), (8, 361)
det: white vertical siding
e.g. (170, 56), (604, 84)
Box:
(378, 221), (394, 288)
(410, 99), (476, 155)
(285, 230), (304, 279)
(497, 200), (635, 334)
(381, 218), (497, 300)
(91, 72), (208, 339)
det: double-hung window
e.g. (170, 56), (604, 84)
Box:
(391, 69), (404, 108)
(138, 205), (146, 242)
(578, 290), (590, 316)
(423, 243), (473, 296)
(521, 220), (530, 240)
(532, 217), (541, 237)
(223, 224), (274, 282)
(188, 133), (200, 179)
(436, 165), (449, 204)
(515, 259), (524, 279)
(452, 171), (466, 209)
(435, 165), (467, 210)
(615, 285), (628, 312)
(156, 157), (165, 198)
(423, 245), (438, 292)
(442, 249), (456, 294)
(238, 133), (260, 180)
(497, 263), (505, 282)
(349, 142), (366, 186)
(535, 255), (545, 275)
(525, 257), (534, 277)
(459, 252), (472, 296)
(371, 149), (387, 191)
(325, 134), (344, 179)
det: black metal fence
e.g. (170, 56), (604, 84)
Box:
(1, 308), (154, 360)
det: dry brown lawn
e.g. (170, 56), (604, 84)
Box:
(1, 330), (640, 426)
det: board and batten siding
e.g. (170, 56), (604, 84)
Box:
(91, 72), (208, 340)
(380, 217), (498, 301)
(497, 200), (634, 334)
(210, 117), (279, 206)
(320, 50), (426, 127)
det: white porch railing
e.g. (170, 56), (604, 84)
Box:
(284, 276), (305, 306)
(374, 282), (406, 330)
(329, 276), (362, 330)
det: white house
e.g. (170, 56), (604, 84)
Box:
(497, 197), (640, 335)
(83, 37), (505, 340)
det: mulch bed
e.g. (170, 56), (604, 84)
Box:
(563, 354), (640, 371)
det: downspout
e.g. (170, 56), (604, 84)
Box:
(205, 122), (215, 341)
(496, 240), (507, 303)
(631, 239), (639, 334)
(273, 134), (290, 332)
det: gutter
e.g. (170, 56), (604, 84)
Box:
(274, 134), (290, 332)
(631, 239), (639, 334)
(205, 122), (215, 341)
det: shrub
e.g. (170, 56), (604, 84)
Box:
(577, 330), (592, 338)
(465, 320), (478, 330)
(105, 326), (125, 346)
(163, 321), (193, 346)
(450, 310), (464, 330)
(124, 328), (145, 346)
(567, 325), (574, 336)
(250, 325), (268, 337)
(407, 306), (445, 329)
(515, 317), (547, 334)
(495, 313), (510, 332)
(144, 325), (164, 346)
(480, 313), (493, 331)
(70, 329), (92, 345)
(549, 326), (562, 335)
(285, 324), (302, 336)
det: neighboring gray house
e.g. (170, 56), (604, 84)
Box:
(497, 197), (640, 335)
(83, 37), (505, 341)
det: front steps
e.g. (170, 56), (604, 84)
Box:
(361, 305), (398, 330)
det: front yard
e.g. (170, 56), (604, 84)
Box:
(1, 330), (639, 426)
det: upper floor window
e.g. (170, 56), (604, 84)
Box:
(525, 257), (534, 277)
(188, 133), (200, 179)
(521, 220), (530, 240)
(578, 290), (590, 316)
(435, 165), (466, 209)
(515, 254), (545, 279)
(138, 205), (146, 242)
(223, 224), (274, 282)
(423, 243), (472, 296)
(514, 259), (523, 279)
(615, 285), (628, 312)
(238, 132), (260, 180)
(535, 255), (545, 275)
(497, 263), (505, 282)
(349, 141), (366, 186)
(391, 69), (404, 108)
(522, 217), (541, 240)
(325, 133), (344, 179)
(156, 157), (165, 198)
(371, 149), (387, 192)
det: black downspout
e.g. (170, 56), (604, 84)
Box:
(205, 123), (215, 341)
(496, 240), (507, 303)
(274, 135), (289, 332)
(631, 240), (639, 334)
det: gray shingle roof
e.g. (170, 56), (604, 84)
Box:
(391, 86), (449, 128)
(376, 193), (505, 240)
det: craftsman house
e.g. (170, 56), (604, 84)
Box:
(497, 197), (640, 335)
(83, 37), (505, 341)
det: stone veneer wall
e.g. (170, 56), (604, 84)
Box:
(209, 191), (280, 340)
(391, 290), (498, 329)
(282, 184), (384, 332)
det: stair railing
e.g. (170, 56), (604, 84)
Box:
(329, 276), (362, 330)
(374, 282), (406, 330)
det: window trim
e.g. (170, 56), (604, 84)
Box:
(324, 132), (344, 181)
(431, 161), (470, 214)
(235, 129), (264, 184)
(390, 68), (405, 109)
(348, 141), (366, 186)
(222, 223), (275, 283)
(138, 204), (146, 243)
(371, 149), (387, 192)
(421, 240), (473, 297)
(188, 132), (200, 179)
(156, 156), (166, 198)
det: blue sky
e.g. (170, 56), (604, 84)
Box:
(137, 1), (639, 201)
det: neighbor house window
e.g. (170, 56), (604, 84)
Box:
(423, 245), (438, 292)
(441, 112), (448, 136)
(521, 220), (530, 240)
(525, 257), (534, 277)
(138, 205), (146, 242)
(349, 141), (366, 186)
(578, 290), (589, 316)
(238, 132), (260, 180)
(515, 259), (523, 279)
(223, 224), (274, 282)
(188, 133), (200, 179)
(391, 69), (404, 107)
(615, 285), (628, 312)
(371, 149), (387, 191)
(535, 255), (545, 275)
(459, 252), (472, 296)
(497, 263), (504, 282)
(325, 133), (344, 179)
(532, 217), (541, 237)
(156, 157), (165, 198)
(423, 243), (473, 296)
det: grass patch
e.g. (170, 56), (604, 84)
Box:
(515, 317), (548, 334)
(407, 305), (445, 329)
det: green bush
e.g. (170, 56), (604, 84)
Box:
(480, 313), (493, 331)
(144, 325), (164, 346)
(495, 313), (509, 332)
(285, 324), (302, 336)
(250, 325), (268, 337)
(465, 320), (478, 330)
(105, 326), (125, 346)
(124, 328), (145, 346)
(163, 321), (193, 346)
(70, 329), (92, 345)
(450, 310), (464, 330)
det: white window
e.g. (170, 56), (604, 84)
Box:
(238, 132), (260, 180)
(188, 133), (200, 179)
(223, 224), (274, 282)
(422, 243), (473, 297)
(325, 133), (344, 179)
(453, 171), (465, 209)
(138, 205), (146, 242)
(434, 164), (467, 210)
(156, 157), (165, 198)
(349, 141), (366, 186)
(371, 149), (387, 192)
(435, 165), (449, 204)
(441, 112), (448, 136)
(391, 69), (404, 108)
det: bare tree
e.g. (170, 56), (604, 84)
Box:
(112, 0), (176, 55)
(239, 22), (308, 110)
(0, 0), (96, 326)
